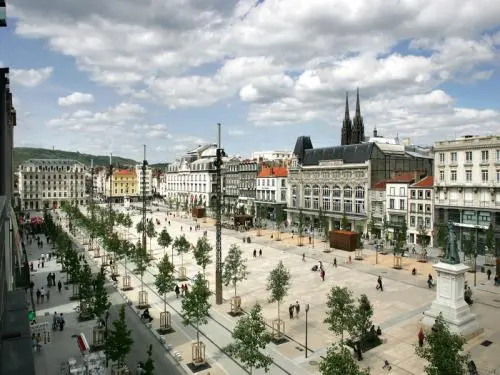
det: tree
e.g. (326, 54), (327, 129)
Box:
(136, 219), (145, 237)
(181, 273), (211, 346)
(146, 219), (157, 255)
(416, 313), (469, 375)
(225, 304), (273, 374)
(348, 294), (375, 359)
(341, 213), (349, 231)
(324, 286), (355, 345)
(484, 223), (496, 266)
(142, 345), (155, 375)
(250, 204), (255, 218)
(435, 219), (447, 256)
(157, 228), (173, 261)
(65, 245), (81, 284)
(155, 254), (176, 320)
(367, 212), (375, 237)
(355, 224), (364, 249)
(275, 206), (285, 240)
(93, 267), (110, 318)
(78, 261), (94, 318)
(106, 305), (133, 370)
(222, 244), (249, 297)
(418, 225), (430, 254)
(193, 236), (212, 275)
(133, 239), (151, 294)
(318, 207), (329, 241)
(462, 231), (476, 269)
(297, 209), (305, 246)
(173, 235), (191, 270)
(319, 344), (370, 375)
(266, 261), (291, 322)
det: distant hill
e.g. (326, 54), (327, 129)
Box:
(13, 147), (138, 169)
(150, 163), (170, 170)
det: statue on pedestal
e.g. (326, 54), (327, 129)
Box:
(443, 221), (460, 265)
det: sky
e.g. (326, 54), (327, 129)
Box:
(1, 0), (500, 163)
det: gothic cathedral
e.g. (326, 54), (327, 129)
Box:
(341, 89), (365, 145)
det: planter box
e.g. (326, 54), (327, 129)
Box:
(329, 230), (358, 252)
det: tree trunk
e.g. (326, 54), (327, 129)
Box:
(171, 247), (174, 267)
(196, 323), (200, 346)
(164, 293), (167, 313)
(277, 301), (280, 321)
(141, 274), (144, 293)
(234, 283), (237, 297)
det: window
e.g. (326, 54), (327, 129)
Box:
(410, 203), (416, 212)
(451, 152), (457, 163)
(313, 185), (320, 196)
(480, 214), (490, 222)
(451, 170), (457, 181)
(410, 190), (416, 198)
(497, 170), (500, 183)
(355, 186), (364, 199)
(439, 153), (445, 163)
(332, 199), (341, 211)
(439, 170), (445, 180)
(292, 185), (297, 207)
(313, 196), (319, 210)
(466, 170), (472, 182)
(344, 186), (352, 198)
(465, 151), (473, 163)
(304, 185), (311, 196)
(418, 203), (423, 212)
(418, 190), (424, 199)
(425, 204), (431, 213)
(390, 187), (395, 196)
(305, 196), (311, 208)
(332, 186), (341, 197)
(399, 187), (405, 196)
(497, 149), (500, 162)
(389, 199), (395, 209)
(481, 150), (489, 162)
(323, 186), (331, 211)
(482, 170), (489, 182)
(399, 199), (405, 210)
(425, 217), (431, 228)
(410, 216), (416, 227)
(355, 200), (364, 214)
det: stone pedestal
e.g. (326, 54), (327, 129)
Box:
(355, 249), (363, 260)
(421, 262), (482, 338)
(393, 255), (402, 269)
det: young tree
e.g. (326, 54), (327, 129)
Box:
(275, 206), (285, 241)
(93, 267), (110, 318)
(418, 225), (430, 255)
(136, 219), (145, 237)
(225, 304), (273, 375)
(78, 261), (94, 318)
(367, 212), (375, 238)
(133, 239), (151, 294)
(462, 231), (477, 270)
(173, 235), (191, 269)
(484, 223), (496, 266)
(341, 213), (349, 231)
(193, 236), (213, 275)
(142, 345), (155, 375)
(319, 344), (370, 375)
(297, 209), (305, 246)
(157, 228), (173, 261)
(222, 244), (249, 297)
(318, 207), (329, 241)
(250, 204), (256, 218)
(106, 305), (133, 370)
(324, 286), (355, 345)
(155, 254), (176, 324)
(66, 246), (81, 284)
(146, 219), (157, 255)
(349, 294), (375, 359)
(266, 261), (292, 323)
(181, 273), (211, 346)
(416, 313), (469, 375)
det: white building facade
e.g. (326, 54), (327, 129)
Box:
(19, 159), (87, 210)
(135, 164), (153, 197)
(407, 176), (434, 247)
(255, 166), (288, 219)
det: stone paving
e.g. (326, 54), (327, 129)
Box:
(72, 205), (500, 375)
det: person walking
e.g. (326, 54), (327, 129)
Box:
(333, 257), (337, 268)
(376, 276), (383, 291)
(46, 273), (52, 287)
(52, 273), (56, 286)
(288, 304), (294, 319)
(36, 288), (41, 304)
(320, 269), (325, 282)
(253, 249), (256, 258)
(175, 285), (180, 298)
(302, 253), (305, 262)
(487, 269), (492, 280)
(294, 301), (300, 318)
(59, 313), (65, 331)
(57, 280), (62, 293)
(259, 249), (262, 256)
(418, 328), (425, 348)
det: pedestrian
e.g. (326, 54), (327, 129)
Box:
(36, 288), (41, 304)
(302, 253), (305, 262)
(59, 313), (65, 331)
(175, 285), (180, 298)
(57, 280), (62, 293)
(320, 269), (325, 281)
(40, 287), (45, 303)
(487, 269), (492, 280)
(376, 276), (383, 291)
(295, 301), (300, 318)
(52, 312), (58, 330)
(418, 328), (424, 348)
(427, 274), (434, 288)
(288, 304), (294, 319)
(47, 274), (52, 287)
(52, 273), (56, 286)
(259, 249), (262, 256)
(253, 249), (256, 258)
(333, 257), (337, 267)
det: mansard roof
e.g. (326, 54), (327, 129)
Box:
(301, 142), (375, 166)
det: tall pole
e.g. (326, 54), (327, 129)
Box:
(108, 153), (113, 233)
(305, 304), (309, 358)
(0, 68), (8, 197)
(215, 123), (225, 305)
(89, 159), (95, 252)
(142, 145), (148, 253)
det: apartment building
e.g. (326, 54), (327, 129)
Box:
(18, 159), (87, 210)
(368, 180), (387, 237)
(222, 157), (242, 211)
(135, 164), (153, 198)
(238, 159), (260, 211)
(434, 135), (500, 251)
(408, 176), (434, 246)
(255, 166), (288, 219)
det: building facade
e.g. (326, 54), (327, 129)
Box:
(287, 136), (433, 233)
(238, 159), (260, 211)
(434, 135), (500, 252)
(135, 164), (153, 198)
(408, 176), (434, 247)
(18, 159), (87, 210)
(255, 166), (288, 219)
(222, 157), (242, 211)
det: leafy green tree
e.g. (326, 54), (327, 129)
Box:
(106, 305), (133, 370)
(225, 304), (273, 374)
(193, 236), (212, 275)
(318, 207), (329, 241)
(136, 219), (145, 237)
(122, 214), (133, 241)
(133, 239), (151, 294)
(155, 254), (176, 319)
(266, 261), (292, 322)
(462, 231), (477, 270)
(484, 223), (496, 265)
(182, 199), (188, 212)
(157, 228), (173, 261)
(222, 244), (249, 297)
(341, 213), (349, 231)
(78, 261), (94, 317)
(250, 204), (256, 218)
(416, 313), (469, 375)
(319, 344), (370, 375)
(175, 198), (180, 211)
(142, 345), (155, 375)
(93, 267), (110, 318)
(348, 294), (375, 358)
(65, 246), (81, 284)
(324, 286), (355, 345)
(173, 235), (191, 270)
(181, 273), (211, 346)
(297, 209), (305, 246)
(418, 225), (430, 254)
(275, 206), (285, 240)
(146, 219), (157, 255)
(367, 212), (375, 237)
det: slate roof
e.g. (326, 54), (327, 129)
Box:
(302, 142), (375, 166)
(412, 176), (434, 188)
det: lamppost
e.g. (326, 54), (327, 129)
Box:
(305, 303), (310, 358)
(214, 123), (226, 305)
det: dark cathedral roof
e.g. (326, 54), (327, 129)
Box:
(295, 139), (375, 166)
(293, 136), (313, 163)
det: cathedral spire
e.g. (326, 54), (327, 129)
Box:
(341, 92), (352, 145)
(351, 88), (364, 144)
(355, 87), (361, 117)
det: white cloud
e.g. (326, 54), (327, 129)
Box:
(10, 0), (500, 143)
(228, 128), (245, 136)
(58, 92), (94, 106)
(10, 67), (53, 87)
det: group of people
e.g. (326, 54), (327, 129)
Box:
(141, 308), (153, 323)
(52, 312), (66, 331)
(311, 261), (326, 281)
(174, 284), (189, 298)
(252, 248), (262, 257)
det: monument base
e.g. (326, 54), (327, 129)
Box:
(421, 262), (482, 339)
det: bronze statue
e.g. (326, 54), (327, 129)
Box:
(443, 221), (460, 265)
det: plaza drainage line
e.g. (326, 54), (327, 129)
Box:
(127, 262), (292, 375)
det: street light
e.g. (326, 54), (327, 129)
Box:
(305, 303), (310, 358)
